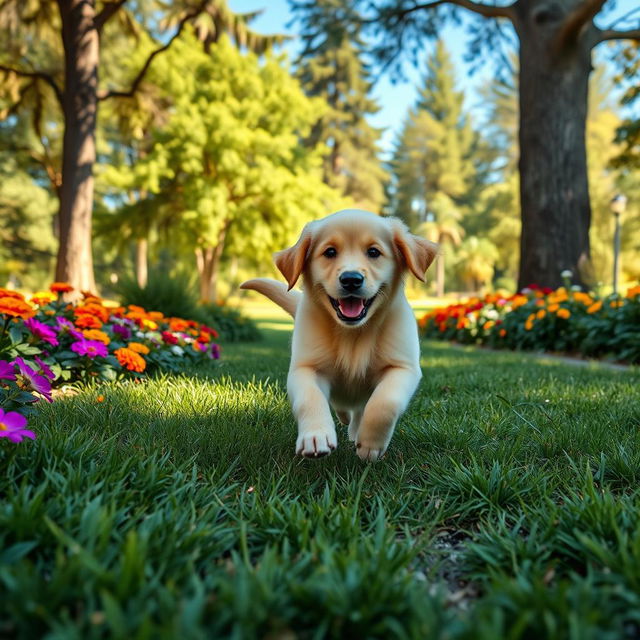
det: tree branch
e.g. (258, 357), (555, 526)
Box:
(98, 0), (208, 100)
(555, 0), (607, 49)
(0, 65), (63, 105)
(596, 27), (640, 43)
(367, 0), (515, 23)
(94, 0), (128, 32)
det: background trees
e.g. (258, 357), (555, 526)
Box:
(0, 1), (638, 297)
(368, 0), (640, 290)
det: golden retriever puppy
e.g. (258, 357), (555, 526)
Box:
(241, 209), (437, 461)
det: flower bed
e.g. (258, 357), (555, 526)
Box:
(419, 284), (640, 364)
(0, 283), (221, 443)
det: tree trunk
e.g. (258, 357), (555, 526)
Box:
(195, 222), (229, 303)
(516, 9), (593, 291)
(135, 238), (148, 288)
(55, 0), (98, 293)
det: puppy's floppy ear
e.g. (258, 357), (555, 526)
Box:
(274, 224), (313, 290)
(392, 219), (439, 282)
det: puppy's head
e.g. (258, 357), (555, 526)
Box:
(275, 210), (437, 327)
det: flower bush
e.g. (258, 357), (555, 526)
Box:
(420, 284), (640, 363)
(0, 283), (222, 444)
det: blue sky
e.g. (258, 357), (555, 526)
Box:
(229, 0), (637, 156)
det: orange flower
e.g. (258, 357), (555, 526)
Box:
(50, 282), (74, 293)
(128, 304), (146, 313)
(0, 288), (25, 300)
(169, 319), (189, 332)
(626, 285), (640, 299)
(75, 314), (103, 329)
(536, 309), (546, 319)
(547, 304), (560, 313)
(114, 347), (146, 372)
(483, 321), (495, 330)
(610, 300), (624, 308)
(96, 395), (105, 403)
(499, 328), (507, 337)
(127, 342), (150, 354)
(557, 308), (571, 319)
(75, 304), (109, 323)
(83, 329), (110, 345)
(586, 301), (602, 314)
(0, 296), (35, 318)
(197, 331), (211, 343)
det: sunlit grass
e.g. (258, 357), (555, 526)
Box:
(2, 321), (639, 638)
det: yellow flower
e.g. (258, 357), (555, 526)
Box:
(586, 301), (602, 314)
(127, 342), (150, 355)
(141, 318), (158, 330)
(536, 309), (546, 319)
(557, 308), (571, 319)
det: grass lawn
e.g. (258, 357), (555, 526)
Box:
(2, 319), (640, 639)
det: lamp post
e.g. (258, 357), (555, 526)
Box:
(610, 194), (627, 295)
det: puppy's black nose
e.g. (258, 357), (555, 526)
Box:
(339, 271), (364, 292)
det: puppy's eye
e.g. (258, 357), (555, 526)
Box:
(367, 247), (381, 258)
(323, 247), (337, 258)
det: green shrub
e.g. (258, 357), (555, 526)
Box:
(115, 270), (201, 320)
(195, 302), (261, 343)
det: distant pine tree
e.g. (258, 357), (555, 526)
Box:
(289, 0), (387, 213)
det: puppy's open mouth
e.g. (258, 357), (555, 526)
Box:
(329, 296), (376, 323)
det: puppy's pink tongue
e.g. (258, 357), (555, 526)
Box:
(339, 298), (364, 318)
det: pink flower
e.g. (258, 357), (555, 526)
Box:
(24, 317), (59, 346)
(0, 360), (15, 381)
(0, 409), (35, 443)
(71, 339), (108, 359)
(34, 356), (56, 381)
(14, 357), (53, 402)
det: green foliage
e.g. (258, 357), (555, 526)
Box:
(290, 0), (388, 212)
(0, 154), (57, 290)
(1, 327), (640, 636)
(195, 302), (261, 343)
(116, 269), (201, 321)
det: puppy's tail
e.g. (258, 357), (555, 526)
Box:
(240, 278), (300, 318)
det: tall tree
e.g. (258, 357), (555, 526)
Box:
(0, 0), (284, 293)
(101, 34), (341, 302)
(289, 0), (387, 212)
(389, 41), (477, 293)
(368, 0), (640, 290)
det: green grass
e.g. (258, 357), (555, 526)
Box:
(2, 321), (640, 639)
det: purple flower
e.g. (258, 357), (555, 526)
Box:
(71, 340), (108, 359)
(56, 317), (84, 340)
(210, 343), (221, 360)
(112, 324), (131, 340)
(34, 356), (56, 381)
(0, 408), (36, 443)
(14, 357), (52, 402)
(0, 360), (16, 381)
(24, 317), (59, 346)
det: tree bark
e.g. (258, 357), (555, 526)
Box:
(515, 2), (594, 291)
(135, 237), (148, 288)
(195, 223), (229, 303)
(55, 0), (98, 293)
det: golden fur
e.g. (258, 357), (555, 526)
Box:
(241, 209), (437, 461)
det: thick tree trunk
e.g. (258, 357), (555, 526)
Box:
(135, 238), (148, 288)
(195, 222), (229, 302)
(55, 0), (98, 293)
(516, 8), (593, 291)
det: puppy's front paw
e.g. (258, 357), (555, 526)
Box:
(355, 437), (388, 462)
(296, 428), (337, 458)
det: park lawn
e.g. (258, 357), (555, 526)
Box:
(2, 322), (640, 639)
